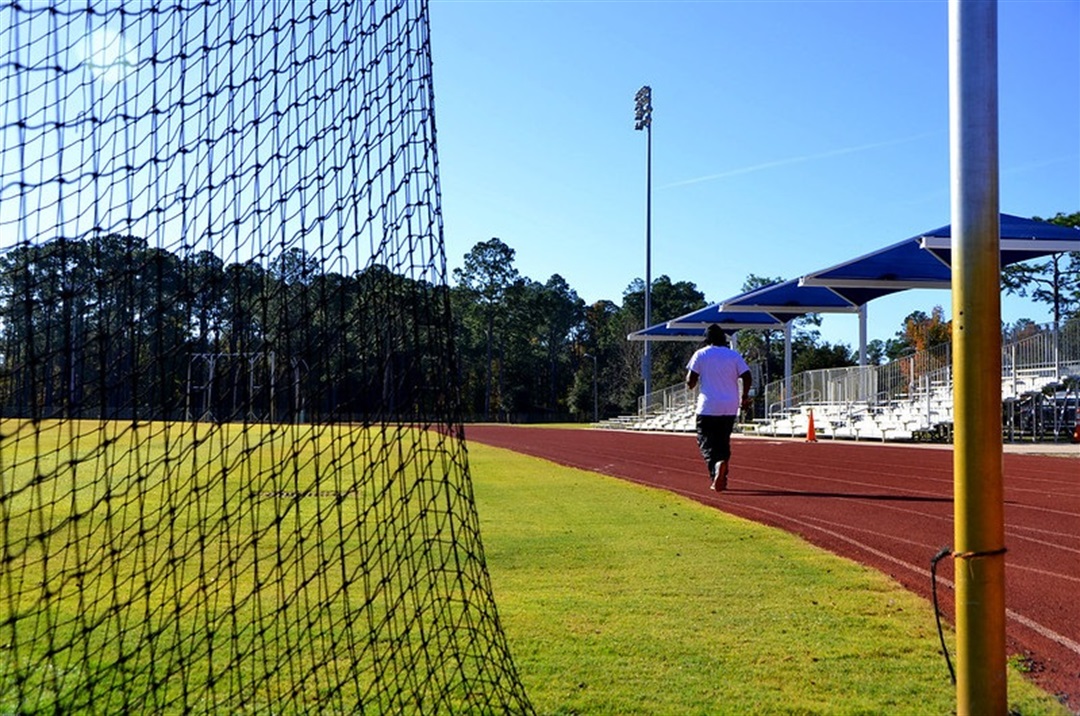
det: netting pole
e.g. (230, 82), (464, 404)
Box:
(948, 0), (1007, 712)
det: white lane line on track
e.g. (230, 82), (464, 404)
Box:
(741, 474), (1080, 558)
(748, 450), (1078, 497)
(708, 495), (1080, 659)
(1005, 500), (1080, 520)
(609, 468), (1080, 658)
(1008, 563), (1080, 585)
(1008, 522), (1080, 546)
(1006, 611), (1080, 656)
(739, 466), (950, 500)
(797, 514), (1080, 586)
(1006, 534), (1080, 557)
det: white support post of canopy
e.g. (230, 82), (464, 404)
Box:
(858, 304), (868, 367)
(783, 321), (793, 409)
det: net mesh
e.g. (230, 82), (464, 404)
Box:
(1, 1), (533, 712)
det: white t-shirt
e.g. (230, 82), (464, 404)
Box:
(686, 345), (750, 416)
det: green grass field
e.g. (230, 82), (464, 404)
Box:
(0, 420), (1069, 714)
(1, 419), (511, 714)
(467, 442), (1070, 716)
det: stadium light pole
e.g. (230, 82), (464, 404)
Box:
(635, 85), (653, 407)
(583, 353), (598, 422)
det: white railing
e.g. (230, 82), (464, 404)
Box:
(1002, 322), (1080, 398)
(637, 381), (694, 417)
(619, 323), (1078, 439)
(764, 322), (1079, 420)
(637, 360), (764, 417)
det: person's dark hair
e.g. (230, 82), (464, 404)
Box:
(705, 324), (728, 346)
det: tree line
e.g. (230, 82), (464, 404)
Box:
(0, 235), (459, 423)
(451, 211), (1079, 421)
(1, 212), (1076, 423)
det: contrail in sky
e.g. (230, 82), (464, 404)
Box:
(662, 131), (938, 189)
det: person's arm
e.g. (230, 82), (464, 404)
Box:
(739, 370), (752, 409)
(686, 370), (699, 390)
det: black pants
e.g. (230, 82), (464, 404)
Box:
(695, 414), (737, 478)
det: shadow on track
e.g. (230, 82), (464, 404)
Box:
(729, 489), (952, 503)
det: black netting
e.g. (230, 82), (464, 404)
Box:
(0, 1), (532, 712)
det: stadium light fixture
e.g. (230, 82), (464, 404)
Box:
(634, 86), (652, 130)
(634, 85), (653, 405)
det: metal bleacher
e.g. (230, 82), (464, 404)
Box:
(595, 381), (697, 433)
(599, 322), (1080, 442)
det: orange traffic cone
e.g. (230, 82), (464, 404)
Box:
(806, 409), (818, 443)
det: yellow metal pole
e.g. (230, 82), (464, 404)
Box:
(949, 1), (1007, 713)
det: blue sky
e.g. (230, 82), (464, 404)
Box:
(429, 0), (1080, 348)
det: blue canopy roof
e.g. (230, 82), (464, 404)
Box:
(720, 279), (867, 315)
(919, 213), (1080, 266)
(626, 323), (713, 342)
(664, 304), (792, 329)
(799, 234), (952, 294)
(663, 278), (874, 331)
(633, 213), (1080, 344)
(801, 214), (1080, 301)
(628, 307), (787, 341)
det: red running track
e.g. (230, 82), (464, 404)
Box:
(464, 425), (1080, 711)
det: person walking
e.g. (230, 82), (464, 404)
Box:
(685, 324), (752, 491)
